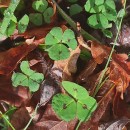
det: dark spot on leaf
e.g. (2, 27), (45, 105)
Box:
(59, 51), (62, 55)
(63, 104), (67, 109)
(73, 88), (77, 92)
(83, 104), (88, 109)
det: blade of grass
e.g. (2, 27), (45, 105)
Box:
(0, 111), (15, 130)
(93, 0), (127, 97)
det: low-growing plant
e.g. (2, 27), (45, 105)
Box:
(85, 0), (117, 38)
(29, 0), (54, 25)
(11, 61), (44, 92)
(52, 81), (97, 129)
(41, 27), (78, 60)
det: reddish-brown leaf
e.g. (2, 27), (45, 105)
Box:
(0, 0), (10, 7)
(110, 54), (130, 99)
(9, 107), (30, 130)
(0, 75), (30, 107)
(29, 104), (77, 130)
(0, 39), (43, 75)
(90, 41), (111, 64)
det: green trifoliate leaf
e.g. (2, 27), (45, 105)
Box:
(69, 4), (82, 16)
(44, 27), (77, 60)
(29, 13), (43, 26)
(32, 0), (48, 13)
(43, 7), (54, 23)
(18, 14), (29, 33)
(52, 94), (76, 121)
(48, 44), (70, 61)
(12, 61), (44, 92)
(52, 81), (97, 122)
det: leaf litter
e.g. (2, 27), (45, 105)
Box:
(1, 0), (130, 130)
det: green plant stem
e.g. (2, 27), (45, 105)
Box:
(52, 0), (100, 43)
(0, 111), (15, 130)
(93, 0), (127, 97)
(23, 104), (39, 130)
(75, 120), (82, 130)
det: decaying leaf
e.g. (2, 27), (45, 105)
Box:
(28, 104), (77, 130)
(99, 117), (130, 130)
(0, 38), (43, 75)
(0, 0), (10, 8)
(9, 107), (30, 130)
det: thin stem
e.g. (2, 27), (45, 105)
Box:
(0, 111), (15, 130)
(23, 104), (39, 130)
(75, 120), (82, 130)
(93, 0), (127, 97)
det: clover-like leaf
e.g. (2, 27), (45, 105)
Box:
(44, 27), (77, 60)
(32, 0), (48, 13)
(85, 0), (117, 38)
(12, 61), (44, 92)
(18, 14), (29, 33)
(52, 81), (97, 122)
(52, 94), (76, 121)
(43, 7), (54, 23)
(29, 13), (43, 26)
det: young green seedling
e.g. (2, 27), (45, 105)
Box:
(84, 0), (117, 38)
(43, 27), (77, 60)
(12, 61), (44, 92)
(29, 0), (54, 25)
(52, 81), (97, 122)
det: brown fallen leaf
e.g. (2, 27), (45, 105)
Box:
(0, 0), (10, 8)
(99, 117), (130, 130)
(110, 54), (130, 99)
(28, 104), (77, 130)
(63, 46), (81, 81)
(0, 38), (43, 75)
(90, 41), (111, 64)
(0, 75), (30, 107)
